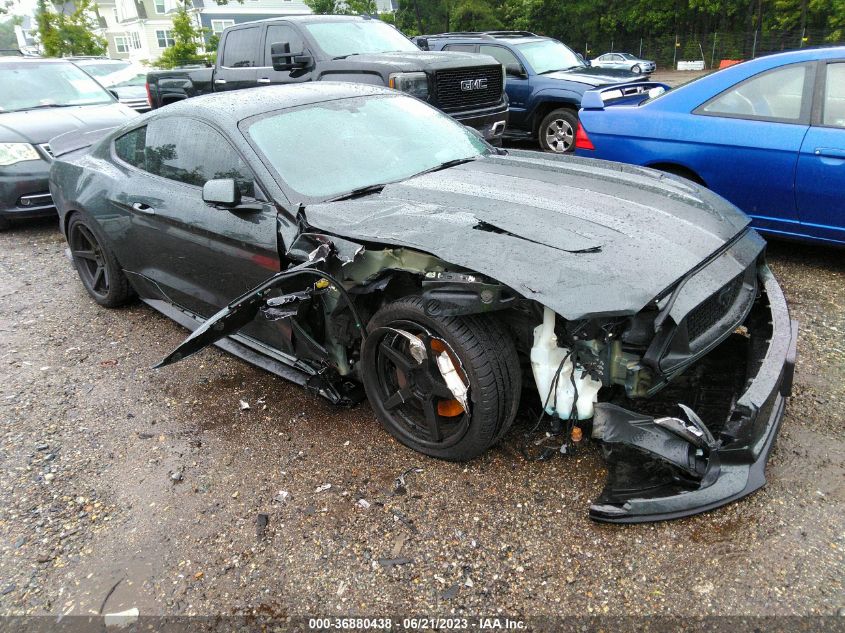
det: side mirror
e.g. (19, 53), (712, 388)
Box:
(271, 42), (312, 71)
(202, 179), (240, 207)
(505, 63), (526, 78)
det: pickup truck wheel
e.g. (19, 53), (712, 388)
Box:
(361, 296), (520, 462)
(539, 108), (578, 153)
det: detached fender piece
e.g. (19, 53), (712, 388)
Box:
(590, 264), (797, 523)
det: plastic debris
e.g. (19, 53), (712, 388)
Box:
(239, 400), (250, 411)
(394, 467), (423, 495)
(356, 498), (370, 509)
(315, 483), (332, 493)
(274, 490), (291, 504)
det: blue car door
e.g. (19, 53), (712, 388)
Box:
(795, 61), (845, 244)
(687, 62), (815, 234)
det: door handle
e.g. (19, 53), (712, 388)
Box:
(257, 77), (271, 84)
(131, 202), (155, 214)
(214, 78), (227, 85)
(814, 147), (845, 159)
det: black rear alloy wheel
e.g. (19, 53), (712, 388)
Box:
(361, 296), (520, 461)
(68, 214), (132, 308)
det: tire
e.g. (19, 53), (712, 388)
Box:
(361, 296), (521, 461)
(67, 213), (132, 308)
(538, 108), (578, 153)
(631, 64), (641, 74)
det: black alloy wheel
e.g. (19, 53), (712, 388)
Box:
(362, 296), (520, 461)
(67, 214), (132, 308)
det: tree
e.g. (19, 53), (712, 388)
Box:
(0, 15), (20, 49)
(35, 0), (107, 57)
(154, 0), (209, 68)
(304, 0), (377, 14)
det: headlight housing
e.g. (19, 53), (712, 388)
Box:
(388, 72), (429, 99)
(0, 143), (41, 167)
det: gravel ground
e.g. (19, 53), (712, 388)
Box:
(0, 218), (842, 621)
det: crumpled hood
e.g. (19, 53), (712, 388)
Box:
(0, 103), (136, 145)
(542, 66), (642, 86)
(304, 151), (752, 320)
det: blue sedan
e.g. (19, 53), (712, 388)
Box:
(575, 47), (845, 246)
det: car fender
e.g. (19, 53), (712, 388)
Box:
(524, 88), (581, 124)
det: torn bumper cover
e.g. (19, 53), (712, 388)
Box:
(590, 264), (798, 523)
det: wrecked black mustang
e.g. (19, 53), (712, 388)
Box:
(48, 84), (797, 523)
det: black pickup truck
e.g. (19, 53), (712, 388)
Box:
(146, 15), (509, 141)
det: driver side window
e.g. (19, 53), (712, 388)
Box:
(143, 117), (255, 197)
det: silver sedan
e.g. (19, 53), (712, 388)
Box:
(590, 52), (656, 74)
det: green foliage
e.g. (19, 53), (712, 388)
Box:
(304, 0), (377, 14)
(0, 15), (22, 49)
(35, 0), (107, 57)
(154, 0), (210, 68)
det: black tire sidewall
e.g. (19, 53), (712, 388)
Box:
(538, 108), (579, 153)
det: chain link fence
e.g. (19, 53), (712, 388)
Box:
(576, 28), (843, 70)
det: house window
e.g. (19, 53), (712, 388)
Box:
(115, 36), (129, 53)
(154, 0), (166, 13)
(131, 32), (141, 49)
(112, 7), (119, 22)
(211, 19), (234, 34)
(156, 29), (175, 48)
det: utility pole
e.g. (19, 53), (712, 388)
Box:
(711, 32), (717, 69)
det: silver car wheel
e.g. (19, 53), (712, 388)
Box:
(631, 64), (641, 74)
(544, 118), (574, 153)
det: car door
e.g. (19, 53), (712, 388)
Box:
(682, 62), (815, 233)
(259, 23), (316, 85)
(109, 116), (280, 319)
(478, 44), (530, 125)
(795, 60), (845, 243)
(215, 26), (261, 91)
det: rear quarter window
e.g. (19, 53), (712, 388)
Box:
(114, 126), (147, 169)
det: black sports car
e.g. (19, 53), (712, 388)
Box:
(48, 83), (797, 523)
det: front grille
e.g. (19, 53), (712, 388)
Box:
(433, 65), (503, 112)
(121, 98), (151, 112)
(687, 274), (744, 342)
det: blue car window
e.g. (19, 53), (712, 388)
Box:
(699, 63), (808, 122)
(823, 63), (845, 128)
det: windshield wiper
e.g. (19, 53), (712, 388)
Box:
(413, 156), (479, 177)
(539, 65), (584, 75)
(328, 183), (388, 202)
(19, 103), (80, 111)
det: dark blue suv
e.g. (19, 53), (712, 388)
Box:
(416, 31), (645, 153)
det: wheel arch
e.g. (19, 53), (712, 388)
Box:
(528, 98), (579, 137)
(645, 162), (707, 187)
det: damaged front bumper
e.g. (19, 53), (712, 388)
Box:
(590, 264), (797, 523)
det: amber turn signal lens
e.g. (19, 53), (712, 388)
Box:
(437, 399), (464, 417)
(430, 338), (446, 353)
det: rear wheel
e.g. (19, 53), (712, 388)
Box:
(67, 214), (132, 308)
(538, 108), (578, 153)
(361, 296), (521, 461)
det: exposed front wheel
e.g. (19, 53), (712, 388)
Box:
(67, 214), (132, 308)
(361, 296), (520, 461)
(538, 108), (578, 153)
